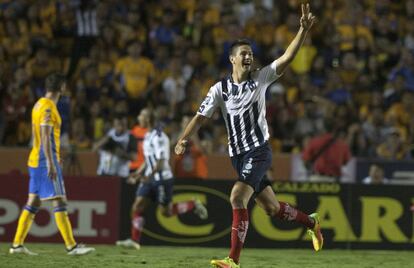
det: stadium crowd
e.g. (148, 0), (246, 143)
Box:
(1, 0), (414, 161)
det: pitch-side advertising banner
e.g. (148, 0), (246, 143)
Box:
(0, 173), (120, 244)
(137, 179), (414, 250)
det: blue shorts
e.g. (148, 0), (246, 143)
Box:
(28, 165), (66, 200)
(136, 179), (174, 206)
(231, 142), (272, 194)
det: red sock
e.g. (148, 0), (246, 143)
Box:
(171, 201), (195, 215)
(276, 202), (314, 229)
(131, 212), (145, 242)
(229, 209), (249, 264)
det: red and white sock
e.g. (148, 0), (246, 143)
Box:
(171, 201), (195, 215)
(276, 202), (314, 228)
(229, 208), (249, 264)
(131, 212), (145, 242)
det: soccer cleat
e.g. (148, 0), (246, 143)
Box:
(307, 213), (324, 252)
(211, 257), (240, 268)
(115, 238), (141, 250)
(9, 245), (38, 255)
(194, 199), (208, 220)
(67, 243), (95, 256)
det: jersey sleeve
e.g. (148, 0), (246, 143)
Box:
(39, 105), (54, 127)
(154, 133), (170, 160)
(197, 85), (220, 118)
(255, 61), (281, 91)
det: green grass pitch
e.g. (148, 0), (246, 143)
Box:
(1, 243), (414, 268)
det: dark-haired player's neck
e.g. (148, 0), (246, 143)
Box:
(231, 68), (249, 84)
(44, 91), (61, 104)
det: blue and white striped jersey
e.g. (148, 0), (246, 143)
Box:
(197, 62), (279, 157)
(143, 128), (173, 181)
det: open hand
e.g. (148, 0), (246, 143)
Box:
(300, 3), (316, 31)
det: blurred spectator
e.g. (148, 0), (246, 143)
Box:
(88, 101), (105, 141)
(151, 8), (180, 45)
(115, 41), (155, 115)
(70, 117), (91, 150)
(173, 115), (208, 179)
(388, 49), (414, 91)
(93, 116), (136, 178)
(290, 37), (317, 75)
(67, 0), (99, 78)
(293, 98), (324, 140)
(25, 47), (61, 92)
(302, 119), (352, 182)
(162, 57), (186, 114)
(376, 128), (410, 160)
(362, 164), (390, 185)
(129, 111), (148, 172)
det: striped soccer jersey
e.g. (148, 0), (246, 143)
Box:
(143, 128), (173, 181)
(197, 62), (279, 156)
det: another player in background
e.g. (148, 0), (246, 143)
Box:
(93, 116), (137, 178)
(175, 4), (322, 268)
(173, 115), (208, 179)
(10, 73), (95, 256)
(129, 113), (148, 172)
(116, 108), (208, 249)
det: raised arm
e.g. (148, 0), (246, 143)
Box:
(274, 3), (316, 75)
(175, 114), (207, 155)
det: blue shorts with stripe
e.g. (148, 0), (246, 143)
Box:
(136, 178), (174, 206)
(231, 142), (272, 194)
(28, 165), (66, 200)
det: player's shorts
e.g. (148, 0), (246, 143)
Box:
(136, 178), (174, 206)
(28, 165), (66, 200)
(231, 142), (272, 195)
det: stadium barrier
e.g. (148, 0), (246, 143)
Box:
(1, 174), (413, 249)
(0, 147), (292, 180)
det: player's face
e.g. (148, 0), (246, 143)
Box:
(114, 118), (126, 134)
(138, 109), (150, 127)
(59, 83), (67, 95)
(231, 45), (253, 73)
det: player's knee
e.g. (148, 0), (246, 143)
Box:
(263, 203), (280, 217)
(27, 196), (41, 207)
(28, 199), (41, 208)
(230, 194), (247, 208)
(52, 199), (67, 208)
(132, 201), (146, 213)
(132, 204), (143, 213)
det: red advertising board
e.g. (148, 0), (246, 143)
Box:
(0, 172), (120, 244)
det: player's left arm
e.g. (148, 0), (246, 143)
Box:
(128, 162), (147, 184)
(142, 134), (169, 181)
(274, 3), (316, 75)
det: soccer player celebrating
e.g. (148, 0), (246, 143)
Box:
(175, 4), (322, 268)
(116, 108), (208, 249)
(10, 73), (95, 256)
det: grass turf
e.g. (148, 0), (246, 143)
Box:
(1, 243), (414, 268)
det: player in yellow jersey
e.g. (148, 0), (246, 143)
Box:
(9, 73), (95, 256)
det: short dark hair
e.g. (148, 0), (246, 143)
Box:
(45, 73), (66, 93)
(229, 39), (252, 56)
